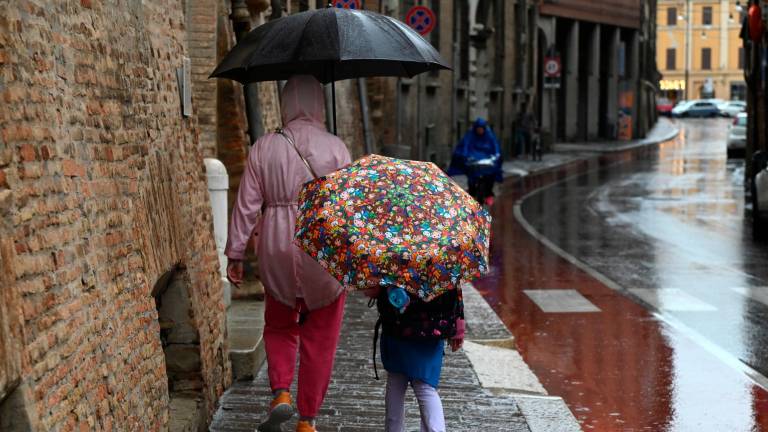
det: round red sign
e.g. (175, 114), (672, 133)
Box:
(334, 0), (361, 9)
(405, 6), (436, 36)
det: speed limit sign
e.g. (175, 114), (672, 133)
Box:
(544, 56), (561, 78)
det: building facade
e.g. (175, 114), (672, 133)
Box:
(537, 0), (659, 143)
(656, 0), (747, 103)
(363, 0), (539, 165)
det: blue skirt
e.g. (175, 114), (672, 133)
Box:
(380, 332), (444, 388)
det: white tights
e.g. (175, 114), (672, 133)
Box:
(385, 372), (446, 432)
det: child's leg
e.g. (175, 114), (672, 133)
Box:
(411, 380), (446, 432)
(385, 372), (409, 432)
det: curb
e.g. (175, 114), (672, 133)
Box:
(462, 282), (583, 431)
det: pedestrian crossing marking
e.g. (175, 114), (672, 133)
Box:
(523, 289), (601, 313)
(730, 287), (768, 307)
(628, 288), (718, 312)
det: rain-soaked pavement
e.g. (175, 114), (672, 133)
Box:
(475, 118), (768, 431)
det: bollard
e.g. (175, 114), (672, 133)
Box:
(204, 158), (232, 308)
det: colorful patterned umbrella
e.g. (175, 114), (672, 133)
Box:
(295, 154), (490, 301)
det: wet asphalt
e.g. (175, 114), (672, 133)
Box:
(475, 118), (768, 431)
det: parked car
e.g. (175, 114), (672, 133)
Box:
(751, 151), (768, 240)
(656, 97), (674, 116)
(727, 112), (747, 158)
(718, 100), (747, 117)
(671, 100), (720, 118)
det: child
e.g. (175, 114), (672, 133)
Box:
(370, 285), (466, 432)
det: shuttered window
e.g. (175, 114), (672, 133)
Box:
(701, 48), (712, 70)
(666, 48), (676, 70)
(667, 7), (677, 25)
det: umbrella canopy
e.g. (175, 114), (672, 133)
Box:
(210, 7), (450, 84)
(295, 155), (490, 302)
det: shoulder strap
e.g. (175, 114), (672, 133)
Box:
(276, 128), (319, 179)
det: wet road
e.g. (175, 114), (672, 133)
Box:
(475, 118), (768, 431)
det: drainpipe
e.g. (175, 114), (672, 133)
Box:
(232, 0), (264, 145)
(358, 78), (375, 154)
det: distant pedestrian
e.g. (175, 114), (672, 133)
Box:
(225, 75), (351, 432)
(367, 285), (466, 432)
(516, 105), (539, 160)
(447, 118), (503, 206)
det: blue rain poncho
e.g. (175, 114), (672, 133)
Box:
(447, 118), (503, 182)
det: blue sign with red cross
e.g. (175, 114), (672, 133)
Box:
(334, 0), (361, 9)
(405, 5), (436, 36)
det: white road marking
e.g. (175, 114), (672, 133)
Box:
(523, 289), (601, 313)
(730, 286), (768, 307)
(627, 288), (718, 312)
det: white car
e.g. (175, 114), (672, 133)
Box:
(752, 151), (768, 240)
(727, 113), (747, 157)
(671, 100), (720, 117)
(718, 100), (747, 117)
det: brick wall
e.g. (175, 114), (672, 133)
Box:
(0, 0), (230, 429)
(187, 0), (219, 157)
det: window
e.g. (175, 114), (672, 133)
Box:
(701, 48), (712, 70)
(666, 48), (676, 70)
(739, 47), (745, 69)
(702, 6), (712, 25)
(667, 7), (677, 25)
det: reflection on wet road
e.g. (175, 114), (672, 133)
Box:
(475, 119), (768, 431)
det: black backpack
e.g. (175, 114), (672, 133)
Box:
(369, 287), (464, 379)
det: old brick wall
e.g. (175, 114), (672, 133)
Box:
(187, 0), (219, 157)
(0, 0), (230, 430)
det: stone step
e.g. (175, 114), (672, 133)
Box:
(227, 299), (266, 381)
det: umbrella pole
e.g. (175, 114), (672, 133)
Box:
(332, 79), (337, 135)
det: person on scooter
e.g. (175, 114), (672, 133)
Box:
(447, 118), (503, 206)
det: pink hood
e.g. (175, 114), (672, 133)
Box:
(281, 75), (326, 127)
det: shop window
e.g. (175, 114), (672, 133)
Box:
(731, 82), (747, 101)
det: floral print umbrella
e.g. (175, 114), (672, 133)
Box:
(295, 154), (490, 302)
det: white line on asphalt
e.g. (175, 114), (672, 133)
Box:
(523, 289), (601, 313)
(627, 288), (718, 312)
(512, 159), (768, 392)
(730, 286), (768, 307)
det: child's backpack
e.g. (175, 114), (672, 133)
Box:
(369, 286), (464, 379)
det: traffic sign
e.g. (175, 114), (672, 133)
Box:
(334, 0), (361, 9)
(405, 6), (436, 36)
(543, 56), (561, 78)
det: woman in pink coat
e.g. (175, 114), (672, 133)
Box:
(225, 75), (351, 432)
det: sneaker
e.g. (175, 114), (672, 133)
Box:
(257, 392), (294, 432)
(296, 420), (317, 432)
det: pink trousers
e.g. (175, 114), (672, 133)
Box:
(263, 292), (346, 418)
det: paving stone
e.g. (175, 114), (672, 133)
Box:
(211, 294), (531, 431)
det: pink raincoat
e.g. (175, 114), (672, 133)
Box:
(225, 75), (352, 310)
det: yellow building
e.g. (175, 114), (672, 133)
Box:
(657, 0), (746, 103)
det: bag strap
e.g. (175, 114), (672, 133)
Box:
(276, 128), (319, 179)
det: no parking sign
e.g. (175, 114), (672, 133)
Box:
(334, 0), (361, 9)
(405, 5), (436, 36)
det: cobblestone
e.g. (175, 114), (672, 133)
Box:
(211, 294), (531, 431)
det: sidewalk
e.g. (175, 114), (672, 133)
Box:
(209, 118), (679, 432)
(211, 284), (580, 432)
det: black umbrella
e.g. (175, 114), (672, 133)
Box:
(210, 7), (450, 133)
